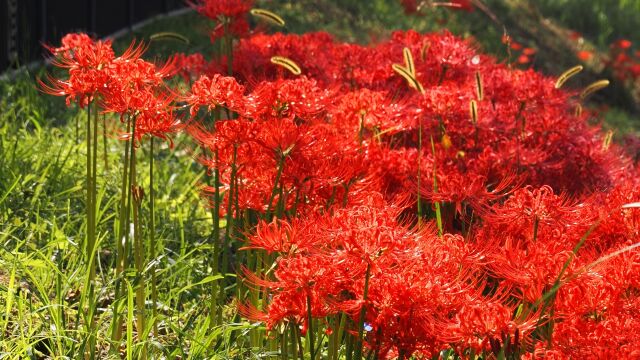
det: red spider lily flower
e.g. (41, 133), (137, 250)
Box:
(241, 77), (331, 122)
(180, 23), (640, 357)
(188, 0), (253, 40)
(130, 92), (182, 145)
(439, 301), (539, 355)
(613, 39), (632, 50)
(399, 0), (419, 14)
(577, 50), (594, 61)
(568, 31), (582, 41)
(185, 74), (246, 116)
(39, 34), (116, 107)
(510, 42), (523, 51)
(44, 32), (93, 56)
(188, 0), (253, 20)
(522, 47), (537, 56)
(516, 55), (530, 64)
(332, 88), (411, 137)
(173, 53), (207, 82)
(450, 0), (474, 12)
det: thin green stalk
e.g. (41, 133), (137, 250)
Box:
(282, 327), (289, 360)
(417, 118), (423, 226)
(430, 136), (443, 236)
(223, 22), (233, 76)
(307, 295), (315, 360)
(290, 322), (298, 360)
(103, 114), (108, 170)
(85, 102), (98, 357)
(112, 115), (132, 343)
(354, 263), (372, 359)
(266, 155), (286, 218)
(218, 144), (238, 324)
(330, 313), (347, 360)
(358, 113), (365, 151)
(345, 322), (354, 360)
(129, 128), (147, 359)
(295, 324), (305, 360)
(86, 103), (94, 278)
(149, 137), (158, 337)
(209, 152), (221, 326)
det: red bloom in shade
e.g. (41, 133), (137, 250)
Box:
(517, 55), (530, 64)
(332, 88), (411, 137)
(399, 0), (419, 14)
(173, 53), (207, 82)
(449, 0), (474, 12)
(188, 0), (252, 19)
(188, 0), (253, 40)
(613, 39), (632, 50)
(577, 50), (594, 61)
(185, 74), (246, 116)
(510, 42), (523, 51)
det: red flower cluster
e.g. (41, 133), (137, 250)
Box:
(606, 39), (640, 83)
(40, 34), (181, 143)
(41, 7), (640, 357)
(179, 24), (640, 357)
(188, 0), (253, 41)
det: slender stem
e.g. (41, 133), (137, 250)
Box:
(224, 21), (233, 76)
(354, 263), (372, 359)
(129, 122), (147, 359)
(103, 115), (108, 170)
(430, 136), (443, 236)
(358, 113), (365, 151)
(112, 116), (132, 343)
(76, 113), (80, 146)
(85, 102), (97, 357)
(266, 155), (285, 219)
(307, 294), (315, 360)
(86, 103), (94, 279)
(210, 149), (221, 326)
(218, 144), (238, 324)
(149, 137), (158, 337)
(92, 102), (98, 278)
(417, 118), (423, 226)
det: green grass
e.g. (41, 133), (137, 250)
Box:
(0, 69), (256, 358)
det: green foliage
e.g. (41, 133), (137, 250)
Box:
(533, 0), (640, 47)
(0, 70), (253, 358)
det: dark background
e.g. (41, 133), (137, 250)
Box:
(0, 0), (187, 72)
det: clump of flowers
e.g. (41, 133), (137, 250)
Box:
(40, 3), (640, 359)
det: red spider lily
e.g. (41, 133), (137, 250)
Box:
(39, 34), (116, 107)
(44, 32), (94, 56)
(577, 50), (594, 61)
(613, 39), (633, 50)
(448, 0), (474, 12)
(173, 53), (207, 82)
(188, 0), (253, 20)
(185, 74), (246, 116)
(188, 0), (253, 40)
(399, 0), (419, 14)
(172, 14), (640, 356)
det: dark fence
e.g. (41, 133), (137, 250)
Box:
(0, 0), (187, 73)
